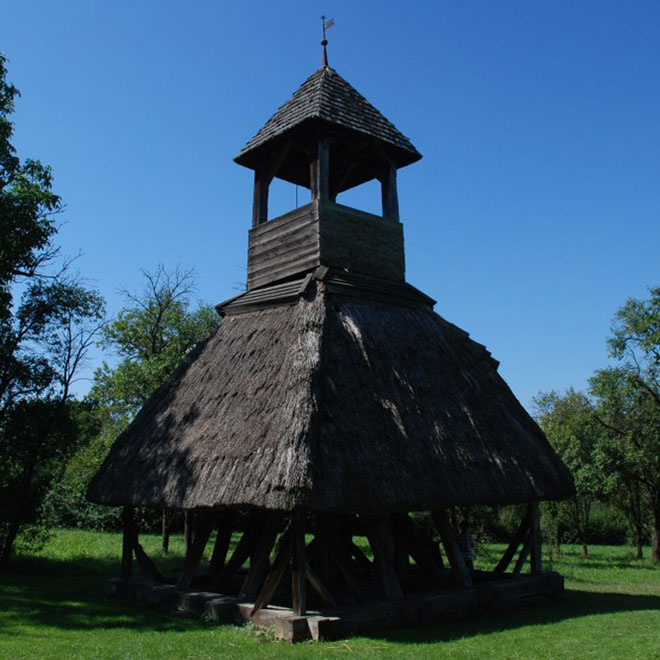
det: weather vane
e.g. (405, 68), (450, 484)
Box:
(321, 15), (335, 67)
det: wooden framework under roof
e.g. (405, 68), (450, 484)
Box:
(89, 63), (574, 641)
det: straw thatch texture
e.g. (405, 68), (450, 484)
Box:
(88, 291), (574, 511)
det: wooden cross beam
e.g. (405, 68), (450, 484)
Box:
(432, 510), (473, 589)
(177, 511), (214, 589)
(209, 510), (237, 575)
(495, 512), (530, 573)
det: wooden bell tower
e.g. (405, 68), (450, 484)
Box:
(234, 65), (422, 291)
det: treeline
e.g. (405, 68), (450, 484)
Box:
(533, 289), (660, 562)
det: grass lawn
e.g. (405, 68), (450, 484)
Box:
(1, 529), (659, 659)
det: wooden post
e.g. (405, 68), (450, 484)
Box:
(121, 506), (134, 581)
(529, 501), (543, 575)
(252, 526), (293, 614)
(513, 531), (532, 575)
(380, 163), (399, 222)
(252, 169), (270, 227)
(364, 517), (404, 599)
(177, 512), (214, 589)
(184, 510), (194, 553)
(310, 138), (330, 202)
(209, 510), (236, 575)
(495, 513), (530, 573)
(291, 509), (307, 616)
(432, 510), (473, 588)
(239, 514), (282, 601)
(161, 508), (170, 553)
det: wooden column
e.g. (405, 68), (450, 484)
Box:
(121, 506), (134, 580)
(252, 169), (270, 227)
(529, 501), (543, 575)
(177, 512), (214, 589)
(291, 509), (307, 616)
(310, 138), (330, 202)
(209, 510), (236, 575)
(380, 163), (399, 222)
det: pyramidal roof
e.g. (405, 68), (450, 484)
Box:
(235, 66), (422, 168)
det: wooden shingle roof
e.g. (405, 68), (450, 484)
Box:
(235, 66), (421, 169)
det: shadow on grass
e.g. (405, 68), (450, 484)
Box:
(0, 553), (208, 635)
(360, 589), (660, 644)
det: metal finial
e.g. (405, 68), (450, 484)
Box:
(321, 16), (334, 67)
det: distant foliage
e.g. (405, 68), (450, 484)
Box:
(47, 265), (219, 532)
(0, 54), (105, 563)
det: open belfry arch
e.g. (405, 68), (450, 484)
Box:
(88, 46), (574, 641)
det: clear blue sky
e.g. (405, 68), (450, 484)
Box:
(3, 0), (659, 407)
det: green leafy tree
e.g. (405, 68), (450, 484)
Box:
(0, 54), (105, 562)
(534, 388), (602, 557)
(605, 287), (660, 561)
(591, 366), (657, 560)
(58, 265), (218, 544)
(90, 264), (218, 424)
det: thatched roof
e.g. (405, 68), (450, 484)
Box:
(88, 288), (574, 511)
(234, 67), (422, 171)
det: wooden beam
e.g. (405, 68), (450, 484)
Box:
(209, 510), (237, 575)
(310, 138), (330, 202)
(402, 515), (443, 578)
(252, 527), (293, 614)
(380, 163), (399, 222)
(494, 512), (530, 574)
(364, 517), (404, 599)
(121, 506), (134, 580)
(391, 514), (409, 585)
(177, 512), (214, 589)
(432, 510), (473, 588)
(239, 514), (282, 601)
(291, 510), (307, 616)
(513, 531), (532, 576)
(305, 562), (338, 609)
(529, 501), (543, 575)
(222, 521), (258, 580)
(183, 510), (194, 553)
(252, 169), (270, 227)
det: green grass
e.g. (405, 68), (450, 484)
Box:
(1, 530), (659, 659)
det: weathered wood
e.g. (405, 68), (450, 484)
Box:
(121, 506), (134, 580)
(513, 531), (532, 576)
(391, 515), (409, 584)
(209, 511), (236, 575)
(310, 138), (330, 202)
(177, 512), (214, 589)
(495, 513), (530, 573)
(239, 514), (282, 601)
(402, 515), (443, 578)
(222, 522), (257, 579)
(184, 510), (193, 554)
(252, 526), (293, 614)
(432, 510), (473, 588)
(252, 169), (270, 227)
(161, 508), (170, 553)
(529, 501), (543, 575)
(291, 510), (307, 616)
(380, 163), (399, 222)
(132, 536), (163, 586)
(348, 539), (373, 570)
(305, 562), (338, 608)
(364, 517), (404, 599)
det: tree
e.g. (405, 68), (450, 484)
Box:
(534, 388), (601, 557)
(590, 366), (658, 560)
(90, 264), (218, 424)
(0, 54), (105, 562)
(83, 264), (218, 548)
(605, 287), (660, 561)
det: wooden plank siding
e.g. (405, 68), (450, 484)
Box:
(247, 201), (405, 290)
